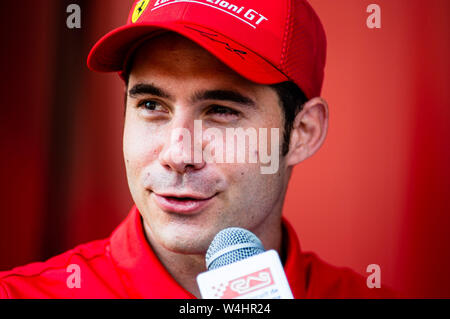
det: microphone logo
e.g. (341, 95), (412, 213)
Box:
(212, 267), (274, 299)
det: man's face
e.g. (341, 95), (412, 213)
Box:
(124, 33), (290, 254)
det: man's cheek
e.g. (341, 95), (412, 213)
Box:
(123, 136), (162, 197)
(123, 125), (163, 165)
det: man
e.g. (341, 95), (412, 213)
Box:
(0, 0), (395, 298)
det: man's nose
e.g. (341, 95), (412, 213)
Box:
(158, 119), (205, 173)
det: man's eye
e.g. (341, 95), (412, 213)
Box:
(207, 105), (240, 117)
(137, 100), (165, 111)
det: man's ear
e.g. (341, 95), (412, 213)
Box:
(285, 97), (329, 166)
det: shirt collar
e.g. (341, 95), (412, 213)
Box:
(282, 217), (307, 298)
(110, 205), (306, 298)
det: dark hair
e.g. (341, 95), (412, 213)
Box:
(269, 81), (308, 155)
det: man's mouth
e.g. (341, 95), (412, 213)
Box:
(151, 192), (216, 214)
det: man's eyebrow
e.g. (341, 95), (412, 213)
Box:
(191, 89), (256, 107)
(128, 83), (172, 99)
(128, 84), (255, 107)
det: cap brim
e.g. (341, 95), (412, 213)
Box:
(87, 21), (288, 85)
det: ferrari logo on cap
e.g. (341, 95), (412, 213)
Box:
(132, 0), (150, 23)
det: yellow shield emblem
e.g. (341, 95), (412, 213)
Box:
(132, 0), (150, 23)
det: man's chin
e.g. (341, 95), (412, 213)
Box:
(158, 233), (213, 255)
(142, 219), (214, 255)
(139, 200), (230, 254)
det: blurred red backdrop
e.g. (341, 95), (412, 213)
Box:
(0, 0), (449, 298)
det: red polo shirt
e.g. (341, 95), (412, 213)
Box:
(0, 206), (396, 298)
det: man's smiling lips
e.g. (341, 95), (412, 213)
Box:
(151, 192), (217, 214)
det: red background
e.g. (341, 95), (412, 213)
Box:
(1, 0), (449, 298)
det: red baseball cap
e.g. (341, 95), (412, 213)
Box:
(87, 0), (326, 99)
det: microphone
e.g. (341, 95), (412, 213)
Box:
(196, 227), (294, 299)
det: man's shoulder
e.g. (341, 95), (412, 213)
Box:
(0, 238), (124, 298)
(301, 251), (398, 298)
